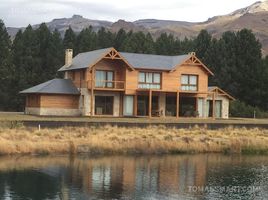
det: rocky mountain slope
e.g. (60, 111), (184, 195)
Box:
(6, 1), (268, 54)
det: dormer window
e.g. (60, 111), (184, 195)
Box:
(181, 74), (198, 91)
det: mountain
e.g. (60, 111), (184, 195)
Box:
(6, 1), (268, 54)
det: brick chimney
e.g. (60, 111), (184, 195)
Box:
(65, 49), (73, 66)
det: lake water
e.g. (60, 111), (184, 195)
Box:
(0, 154), (268, 200)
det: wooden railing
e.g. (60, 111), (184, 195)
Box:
(138, 83), (161, 90)
(88, 80), (125, 90)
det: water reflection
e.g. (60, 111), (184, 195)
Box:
(0, 154), (267, 200)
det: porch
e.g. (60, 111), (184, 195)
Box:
(131, 90), (219, 119)
(87, 90), (225, 119)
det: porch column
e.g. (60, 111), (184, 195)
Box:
(149, 89), (152, 118)
(119, 93), (124, 117)
(176, 90), (180, 118)
(134, 94), (138, 116)
(212, 92), (216, 119)
(90, 69), (94, 116)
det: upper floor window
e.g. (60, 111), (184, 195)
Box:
(181, 74), (198, 91)
(138, 72), (161, 89)
(95, 70), (114, 88)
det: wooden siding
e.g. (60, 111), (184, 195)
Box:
(40, 94), (79, 109)
(162, 64), (208, 92)
(125, 69), (138, 94)
(64, 55), (210, 98)
(26, 94), (40, 108)
(66, 70), (88, 88)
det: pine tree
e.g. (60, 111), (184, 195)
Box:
(194, 30), (212, 63)
(155, 33), (175, 55)
(63, 26), (76, 54)
(0, 20), (13, 110)
(114, 29), (127, 50)
(234, 29), (263, 107)
(76, 26), (97, 53)
(96, 27), (114, 48)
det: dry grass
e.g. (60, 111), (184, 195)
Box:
(1, 125), (268, 155)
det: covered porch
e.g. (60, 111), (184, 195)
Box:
(132, 90), (218, 119)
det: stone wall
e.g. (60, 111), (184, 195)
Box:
(79, 88), (91, 116)
(25, 107), (81, 116)
(206, 96), (230, 119)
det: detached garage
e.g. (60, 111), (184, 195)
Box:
(20, 79), (81, 116)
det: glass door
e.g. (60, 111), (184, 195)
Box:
(123, 96), (134, 116)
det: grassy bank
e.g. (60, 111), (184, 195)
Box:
(0, 125), (268, 155)
(1, 112), (268, 124)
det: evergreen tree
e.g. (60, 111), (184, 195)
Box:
(0, 20), (13, 110)
(63, 26), (76, 54)
(96, 27), (114, 48)
(155, 33), (175, 55)
(180, 37), (195, 54)
(121, 31), (154, 54)
(234, 29), (263, 107)
(76, 26), (97, 53)
(194, 29), (212, 63)
(49, 29), (64, 78)
(114, 29), (127, 50)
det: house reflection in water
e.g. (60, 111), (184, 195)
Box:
(63, 155), (208, 198)
(0, 154), (266, 199)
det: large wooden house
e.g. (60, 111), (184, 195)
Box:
(20, 47), (234, 118)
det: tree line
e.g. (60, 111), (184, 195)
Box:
(0, 19), (268, 117)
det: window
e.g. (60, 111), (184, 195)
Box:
(181, 74), (198, 91)
(95, 96), (113, 115)
(138, 72), (161, 89)
(95, 70), (114, 88)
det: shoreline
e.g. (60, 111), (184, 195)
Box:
(0, 125), (268, 156)
(1, 112), (268, 130)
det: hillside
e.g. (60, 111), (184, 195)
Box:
(6, 1), (268, 54)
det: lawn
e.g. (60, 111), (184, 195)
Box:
(0, 112), (268, 124)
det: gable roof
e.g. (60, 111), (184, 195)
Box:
(58, 48), (113, 71)
(119, 52), (190, 71)
(58, 47), (213, 74)
(208, 86), (235, 100)
(20, 79), (80, 95)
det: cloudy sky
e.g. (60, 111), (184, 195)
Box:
(0, 0), (262, 27)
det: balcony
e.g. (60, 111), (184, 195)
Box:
(88, 80), (125, 91)
(138, 83), (161, 90)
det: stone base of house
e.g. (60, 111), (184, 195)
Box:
(25, 107), (81, 116)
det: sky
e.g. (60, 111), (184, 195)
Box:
(0, 0), (263, 27)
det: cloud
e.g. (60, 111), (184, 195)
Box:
(0, 0), (260, 27)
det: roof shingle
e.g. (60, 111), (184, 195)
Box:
(58, 47), (191, 71)
(20, 79), (80, 95)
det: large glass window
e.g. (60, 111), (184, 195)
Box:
(138, 72), (161, 89)
(95, 96), (113, 115)
(181, 74), (198, 91)
(95, 70), (114, 88)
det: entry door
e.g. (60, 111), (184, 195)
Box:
(123, 96), (134, 116)
(215, 100), (222, 118)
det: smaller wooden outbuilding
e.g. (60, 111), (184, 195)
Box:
(20, 79), (81, 116)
